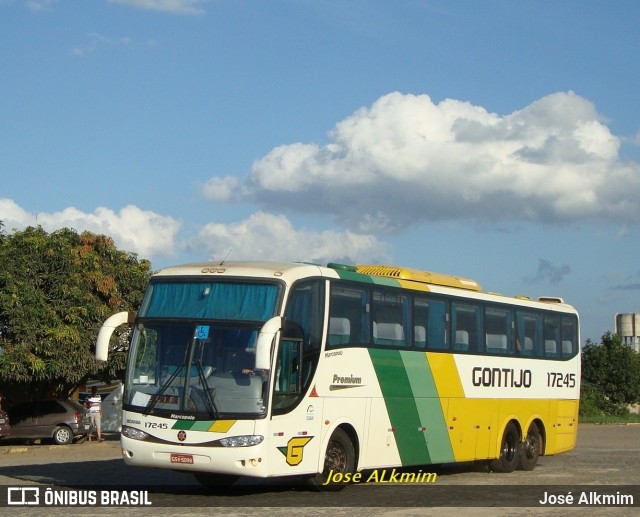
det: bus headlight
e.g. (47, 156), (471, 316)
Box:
(218, 435), (264, 447)
(122, 425), (150, 441)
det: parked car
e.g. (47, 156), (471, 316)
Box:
(7, 399), (91, 445)
(0, 408), (11, 439)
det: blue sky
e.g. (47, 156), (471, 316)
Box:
(1, 0), (639, 344)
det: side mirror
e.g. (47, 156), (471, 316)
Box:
(255, 316), (284, 371)
(95, 311), (135, 361)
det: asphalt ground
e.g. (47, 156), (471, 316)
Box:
(0, 424), (638, 516)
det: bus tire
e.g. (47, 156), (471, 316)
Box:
(489, 422), (520, 473)
(519, 422), (541, 471)
(309, 428), (356, 491)
(193, 472), (239, 489)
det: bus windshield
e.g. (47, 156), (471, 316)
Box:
(124, 280), (282, 419)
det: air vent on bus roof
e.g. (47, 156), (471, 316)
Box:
(354, 265), (481, 292)
(538, 296), (564, 304)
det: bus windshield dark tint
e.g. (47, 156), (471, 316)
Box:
(139, 281), (281, 321)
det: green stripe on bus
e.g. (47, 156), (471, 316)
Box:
(334, 270), (374, 283)
(369, 276), (401, 287)
(190, 420), (215, 431)
(172, 420), (193, 430)
(334, 269), (401, 288)
(400, 351), (455, 464)
(368, 348), (431, 465)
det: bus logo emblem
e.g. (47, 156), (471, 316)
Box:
(278, 436), (313, 466)
(177, 430), (187, 442)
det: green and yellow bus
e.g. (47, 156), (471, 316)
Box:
(96, 261), (580, 487)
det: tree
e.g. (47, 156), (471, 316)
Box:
(581, 331), (640, 416)
(0, 225), (152, 402)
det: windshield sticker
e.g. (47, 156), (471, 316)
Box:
(195, 325), (210, 340)
(131, 391), (152, 407)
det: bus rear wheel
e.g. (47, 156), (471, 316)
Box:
(489, 422), (520, 473)
(309, 428), (355, 491)
(519, 422), (541, 471)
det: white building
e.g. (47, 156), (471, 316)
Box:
(615, 313), (640, 353)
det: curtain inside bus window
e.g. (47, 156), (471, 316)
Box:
(428, 299), (448, 350)
(141, 282), (280, 321)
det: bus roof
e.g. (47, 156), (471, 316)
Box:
(354, 264), (482, 291)
(151, 261), (325, 281)
(150, 261), (574, 311)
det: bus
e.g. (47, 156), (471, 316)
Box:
(95, 261), (580, 488)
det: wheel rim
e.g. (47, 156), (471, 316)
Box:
(324, 440), (347, 474)
(56, 428), (71, 443)
(503, 432), (517, 462)
(524, 432), (538, 460)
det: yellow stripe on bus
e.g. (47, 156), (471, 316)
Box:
(427, 353), (465, 398)
(208, 420), (237, 433)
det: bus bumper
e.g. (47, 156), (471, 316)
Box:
(120, 435), (271, 478)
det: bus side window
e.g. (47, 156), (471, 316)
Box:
(413, 296), (429, 349)
(372, 289), (409, 348)
(452, 303), (481, 353)
(414, 325), (426, 348)
(328, 282), (369, 347)
(544, 314), (560, 358)
(517, 311), (543, 358)
(484, 307), (513, 355)
(373, 322), (405, 347)
(561, 315), (578, 358)
(285, 280), (325, 390)
(328, 317), (351, 345)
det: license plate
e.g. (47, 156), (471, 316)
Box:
(170, 453), (194, 464)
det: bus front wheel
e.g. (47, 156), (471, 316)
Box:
(489, 422), (520, 473)
(309, 428), (355, 491)
(519, 422), (541, 471)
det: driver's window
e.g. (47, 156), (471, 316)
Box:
(274, 339), (301, 394)
(284, 280), (325, 392)
(272, 335), (303, 414)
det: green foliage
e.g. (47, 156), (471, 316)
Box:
(0, 225), (151, 400)
(580, 331), (640, 417)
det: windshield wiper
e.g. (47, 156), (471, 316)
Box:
(193, 360), (219, 418)
(144, 364), (185, 415)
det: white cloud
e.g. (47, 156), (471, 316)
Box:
(0, 200), (385, 266)
(204, 91), (640, 232)
(108, 0), (209, 15)
(0, 199), (181, 259)
(190, 211), (390, 264)
(201, 175), (243, 202)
